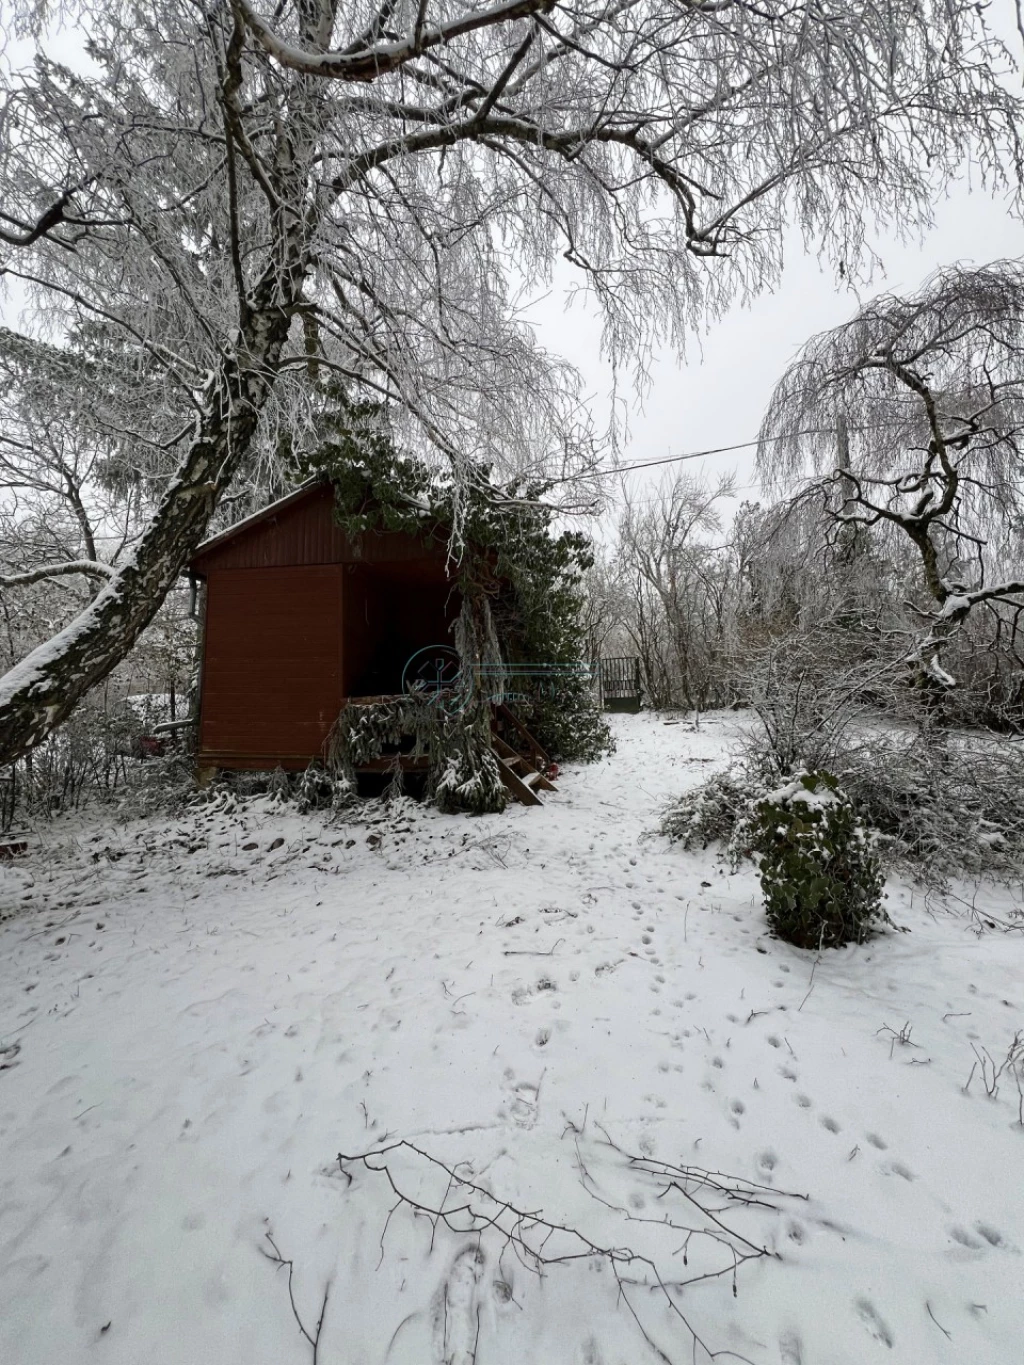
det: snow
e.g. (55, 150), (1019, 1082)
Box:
(1, 712), (1022, 1365)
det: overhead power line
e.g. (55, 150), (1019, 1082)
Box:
(562, 419), (915, 486)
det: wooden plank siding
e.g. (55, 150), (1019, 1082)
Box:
(190, 481), (450, 575)
(198, 565), (344, 769)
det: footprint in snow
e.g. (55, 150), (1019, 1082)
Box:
(575, 1338), (605, 1365)
(779, 1330), (804, 1364)
(434, 1246), (485, 1365)
(758, 1150), (778, 1174)
(795, 1094), (812, 1108)
(534, 1027), (551, 1049)
(779, 1066), (798, 1082)
(820, 1116), (841, 1134)
(865, 1133), (887, 1150)
(767, 1035), (782, 1049)
(854, 1298), (894, 1347)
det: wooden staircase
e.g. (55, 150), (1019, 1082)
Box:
(491, 704), (557, 807)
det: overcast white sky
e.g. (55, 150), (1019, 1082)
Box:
(524, 182), (1024, 524)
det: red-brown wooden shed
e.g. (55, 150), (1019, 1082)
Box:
(188, 481), (462, 772)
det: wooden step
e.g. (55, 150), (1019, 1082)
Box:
(497, 757), (543, 806)
(491, 719), (557, 807)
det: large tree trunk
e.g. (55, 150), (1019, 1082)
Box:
(0, 300), (297, 767)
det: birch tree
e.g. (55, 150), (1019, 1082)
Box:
(1, 0), (1023, 764)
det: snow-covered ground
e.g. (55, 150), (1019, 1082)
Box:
(1, 712), (1022, 1365)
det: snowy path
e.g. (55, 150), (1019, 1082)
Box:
(1, 713), (1022, 1364)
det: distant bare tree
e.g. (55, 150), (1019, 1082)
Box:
(2, 2), (1023, 762)
(618, 472), (737, 710)
(759, 262), (1024, 695)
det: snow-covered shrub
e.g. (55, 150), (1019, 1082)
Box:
(750, 771), (886, 949)
(119, 751), (195, 816)
(660, 767), (759, 853)
(295, 766), (356, 813)
(831, 728), (1024, 884)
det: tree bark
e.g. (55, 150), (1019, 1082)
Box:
(0, 296), (297, 767)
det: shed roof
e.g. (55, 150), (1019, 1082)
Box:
(190, 479), (325, 565)
(188, 479), (451, 577)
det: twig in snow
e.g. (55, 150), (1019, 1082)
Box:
(963, 1032), (1024, 1119)
(925, 1301), (953, 1341)
(876, 1021), (919, 1060)
(260, 1229), (331, 1363)
(503, 938), (564, 957)
(561, 1103), (589, 1138)
(334, 1134), (804, 1365)
(797, 927), (825, 1011)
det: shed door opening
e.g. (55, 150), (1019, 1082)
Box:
(342, 561), (459, 697)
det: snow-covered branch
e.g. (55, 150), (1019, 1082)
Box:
(0, 560), (115, 588)
(234, 0), (554, 81)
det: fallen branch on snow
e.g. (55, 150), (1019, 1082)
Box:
(331, 1134), (807, 1364)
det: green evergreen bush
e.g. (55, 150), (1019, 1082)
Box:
(290, 386), (612, 768)
(749, 771), (887, 948)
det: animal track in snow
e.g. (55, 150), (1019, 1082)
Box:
(795, 1093), (812, 1108)
(757, 1150), (777, 1173)
(854, 1297), (894, 1347)
(820, 1116), (841, 1133)
(949, 1225), (982, 1249)
(975, 1222), (1005, 1247)
(730, 1099), (746, 1115)
(767, 1035), (782, 1049)
(883, 1160), (915, 1182)
(865, 1133), (887, 1150)
(534, 1027), (551, 1049)
(779, 1066), (798, 1082)
(501, 1068), (540, 1129)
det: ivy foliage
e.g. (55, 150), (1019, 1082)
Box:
(749, 771), (888, 949)
(291, 387), (612, 763)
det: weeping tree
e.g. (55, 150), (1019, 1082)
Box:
(758, 261), (1024, 699)
(2, 0), (1024, 766)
